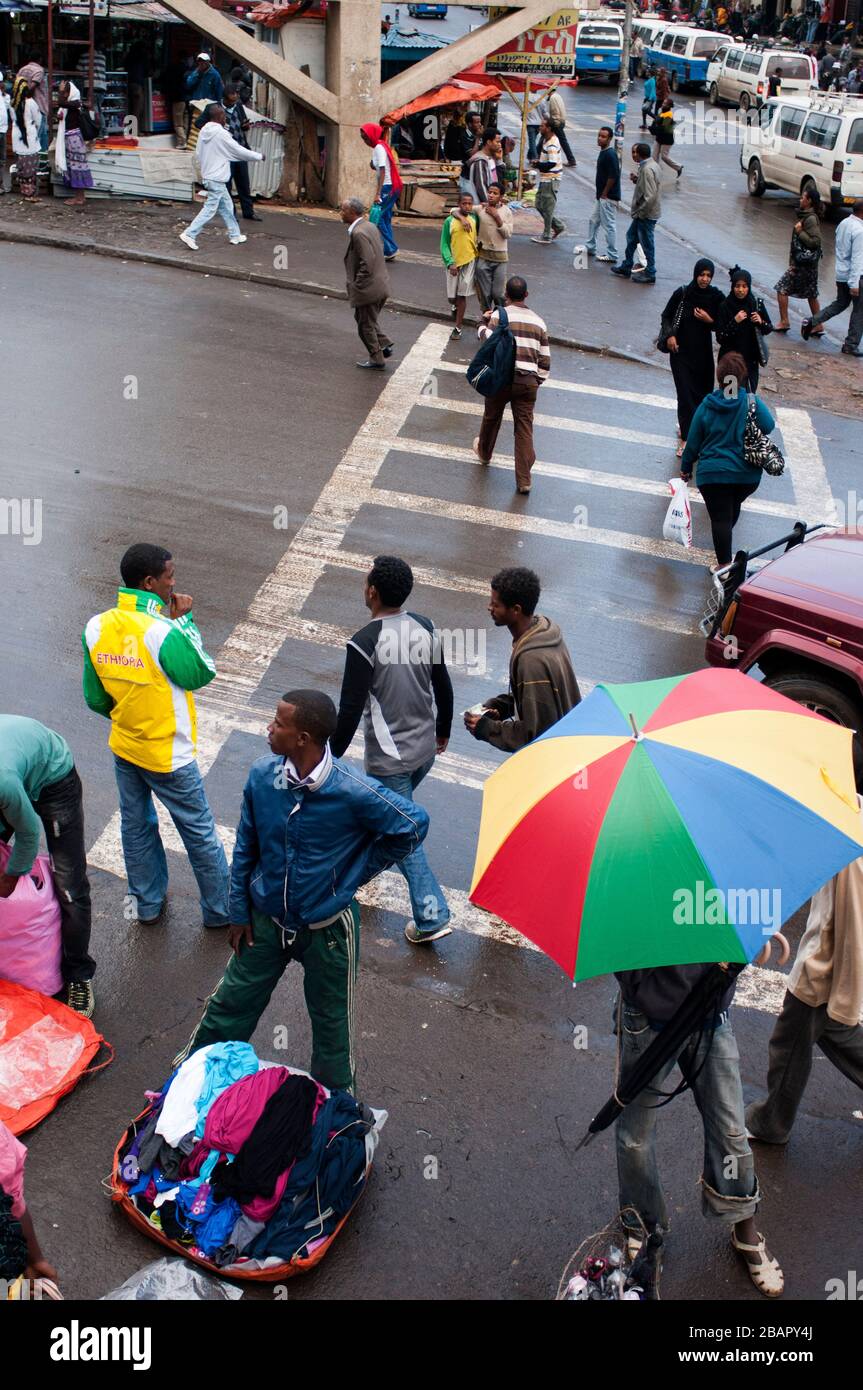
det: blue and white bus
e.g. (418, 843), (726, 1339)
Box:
(644, 25), (728, 91)
(574, 20), (623, 83)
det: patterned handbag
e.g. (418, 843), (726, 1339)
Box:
(743, 396), (785, 476)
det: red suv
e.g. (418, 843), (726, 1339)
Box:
(704, 524), (863, 729)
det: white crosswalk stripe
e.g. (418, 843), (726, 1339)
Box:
(86, 323), (825, 1014)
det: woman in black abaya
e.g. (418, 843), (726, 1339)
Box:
(661, 258), (725, 458)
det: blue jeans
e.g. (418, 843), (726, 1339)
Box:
(376, 185), (398, 257)
(113, 755), (230, 925)
(620, 216), (656, 277)
(615, 1002), (759, 1234)
(186, 179), (241, 241)
(585, 198), (618, 258)
(374, 758), (450, 930)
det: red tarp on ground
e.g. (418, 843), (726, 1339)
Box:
(0, 980), (109, 1135)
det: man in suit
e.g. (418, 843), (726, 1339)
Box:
(341, 196), (393, 370)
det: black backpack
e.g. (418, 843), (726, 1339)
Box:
(466, 306), (516, 398)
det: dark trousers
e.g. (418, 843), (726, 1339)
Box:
(550, 120), (575, 164)
(1, 768), (95, 984)
(176, 904), (360, 1091)
(620, 216), (657, 278)
(354, 298), (392, 364)
(227, 160), (255, 219)
(699, 481), (759, 565)
(746, 990), (863, 1144)
(477, 371), (540, 491)
(810, 277), (863, 351)
(526, 124), (540, 160)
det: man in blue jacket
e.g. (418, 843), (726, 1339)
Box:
(184, 52), (224, 104)
(175, 689), (429, 1090)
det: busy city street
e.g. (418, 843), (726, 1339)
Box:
(1, 0), (862, 1345)
(3, 236), (861, 1304)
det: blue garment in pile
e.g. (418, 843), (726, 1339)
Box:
(193, 1042), (259, 1138)
(249, 1090), (370, 1261)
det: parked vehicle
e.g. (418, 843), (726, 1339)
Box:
(741, 93), (863, 215)
(632, 16), (669, 49)
(704, 524), (863, 730)
(644, 25), (729, 91)
(407, 3), (448, 17)
(574, 20), (623, 82)
(707, 42), (815, 110)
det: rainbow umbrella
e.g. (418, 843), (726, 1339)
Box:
(470, 669), (863, 981)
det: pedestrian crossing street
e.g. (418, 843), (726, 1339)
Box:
(87, 323), (835, 1013)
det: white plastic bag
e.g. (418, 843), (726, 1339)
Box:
(101, 1257), (244, 1301)
(662, 477), (692, 549)
(633, 242), (648, 271)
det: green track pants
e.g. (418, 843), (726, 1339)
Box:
(176, 901), (360, 1091)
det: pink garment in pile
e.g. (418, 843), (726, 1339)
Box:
(180, 1067), (326, 1221)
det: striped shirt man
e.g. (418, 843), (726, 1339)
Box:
(538, 132), (563, 180)
(478, 304), (551, 381)
(76, 49), (107, 92)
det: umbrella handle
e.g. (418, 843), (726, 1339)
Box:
(753, 939), (772, 967)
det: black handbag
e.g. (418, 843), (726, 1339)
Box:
(753, 299), (770, 367)
(656, 288), (685, 353)
(743, 396), (785, 476)
(791, 230), (822, 265)
(77, 103), (100, 143)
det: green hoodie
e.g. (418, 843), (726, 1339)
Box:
(681, 389), (775, 488)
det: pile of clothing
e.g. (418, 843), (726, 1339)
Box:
(118, 1043), (382, 1271)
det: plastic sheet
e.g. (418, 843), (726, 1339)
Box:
(0, 1015), (85, 1111)
(101, 1256), (244, 1301)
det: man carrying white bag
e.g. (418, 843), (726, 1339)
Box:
(0, 716), (96, 1016)
(663, 477), (693, 550)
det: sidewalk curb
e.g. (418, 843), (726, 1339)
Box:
(0, 220), (669, 373)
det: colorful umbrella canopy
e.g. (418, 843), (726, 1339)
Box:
(470, 670), (863, 982)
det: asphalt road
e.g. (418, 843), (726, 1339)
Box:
(2, 239), (862, 1303)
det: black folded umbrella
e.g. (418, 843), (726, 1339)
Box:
(576, 962), (747, 1149)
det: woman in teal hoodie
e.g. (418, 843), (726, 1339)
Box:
(680, 350), (776, 567)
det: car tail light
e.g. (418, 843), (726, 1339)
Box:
(757, 81), (765, 95)
(720, 601), (738, 637)
(833, 160), (844, 183)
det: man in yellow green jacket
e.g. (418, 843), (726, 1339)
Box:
(83, 543), (229, 929)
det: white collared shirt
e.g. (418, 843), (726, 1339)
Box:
(348, 217), (363, 236)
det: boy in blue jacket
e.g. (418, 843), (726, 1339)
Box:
(175, 690), (429, 1090)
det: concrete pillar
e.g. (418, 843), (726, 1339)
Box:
(325, 1), (382, 210)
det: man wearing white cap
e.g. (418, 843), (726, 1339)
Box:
(184, 52), (223, 104)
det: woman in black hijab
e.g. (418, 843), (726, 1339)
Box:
(716, 266), (773, 392)
(660, 258), (725, 457)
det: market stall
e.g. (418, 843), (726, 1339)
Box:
(382, 71), (502, 214)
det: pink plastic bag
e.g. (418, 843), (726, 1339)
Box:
(0, 841), (63, 996)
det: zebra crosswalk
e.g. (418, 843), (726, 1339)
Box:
(87, 322), (833, 1012)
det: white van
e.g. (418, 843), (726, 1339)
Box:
(741, 93), (863, 215)
(707, 43), (815, 110)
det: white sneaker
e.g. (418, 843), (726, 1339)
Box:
(229, 233), (247, 245)
(179, 231), (198, 251)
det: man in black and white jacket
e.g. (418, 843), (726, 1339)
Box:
(223, 84), (262, 222)
(331, 555), (453, 945)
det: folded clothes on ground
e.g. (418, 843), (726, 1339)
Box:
(118, 1046), (379, 1267)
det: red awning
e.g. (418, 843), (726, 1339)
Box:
(383, 77), (502, 125)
